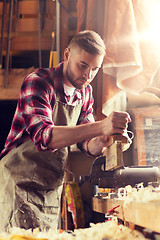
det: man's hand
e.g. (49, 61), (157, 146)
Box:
(101, 111), (131, 136)
(87, 111), (131, 156)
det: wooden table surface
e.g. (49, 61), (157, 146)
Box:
(92, 196), (160, 233)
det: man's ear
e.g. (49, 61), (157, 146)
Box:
(64, 48), (70, 61)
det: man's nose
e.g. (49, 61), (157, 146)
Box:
(83, 69), (92, 79)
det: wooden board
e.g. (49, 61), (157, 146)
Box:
(18, 0), (55, 17)
(92, 197), (124, 220)
(104, 142), (123, 170)
(16, 18), (54, 32)
(124, 201), (160, 233)
(12, 36), (52, 51)
(0, 68), (36, 99)
(92, 196), (160, 233)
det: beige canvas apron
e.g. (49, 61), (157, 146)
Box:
(0, 89), (82, 232)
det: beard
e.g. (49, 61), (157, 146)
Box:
(65, 62), (87, 89)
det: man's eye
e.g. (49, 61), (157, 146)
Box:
(79, 64), (87, 69)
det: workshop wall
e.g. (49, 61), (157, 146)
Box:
(0, 0), (78, 148)
(0, 0), (78, 99)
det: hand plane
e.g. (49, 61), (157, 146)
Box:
(79, 134), (160, 189)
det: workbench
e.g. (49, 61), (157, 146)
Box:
(92, 196), (160, 233)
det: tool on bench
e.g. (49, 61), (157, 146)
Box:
(79, 134), (160, 189)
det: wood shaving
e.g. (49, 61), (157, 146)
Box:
(118, 183), (160, 205)
(0, 220), (149, 240)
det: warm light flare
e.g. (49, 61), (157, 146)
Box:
(138, 0), (160, 47)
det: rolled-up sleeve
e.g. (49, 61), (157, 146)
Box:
(21, 70), (56, 151)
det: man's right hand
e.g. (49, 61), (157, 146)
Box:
(101, 111), (131, 136)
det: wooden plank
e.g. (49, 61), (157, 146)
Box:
(0, 31), (53, 38)
(124, 201), (160, 233)
(134, 114), (146, 165)
(12, 36), (52, 51)
(1, 36), (52, 51)
(0, 34), (53, 52)
(16, 18), (54, 32)
(0, 88), (21, 99)
(0, 68), (36, 99)
(19, 1), (38, 15)
(92, 197), (124, 220)
(104, 142), (123, 171)
(92, 197), (160, 233)
(18, 0), (55, 17)
(0, 19), (54, 35)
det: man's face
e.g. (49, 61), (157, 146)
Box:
(64, 47), (104, 89)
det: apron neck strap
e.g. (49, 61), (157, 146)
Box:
(53, 68), (66, 103)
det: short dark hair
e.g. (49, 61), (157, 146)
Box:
(68, 30), (106, 56)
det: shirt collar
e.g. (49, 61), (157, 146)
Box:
(74, 89), (83, 100)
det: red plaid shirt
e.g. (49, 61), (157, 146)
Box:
(0, 62), (95, 159)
